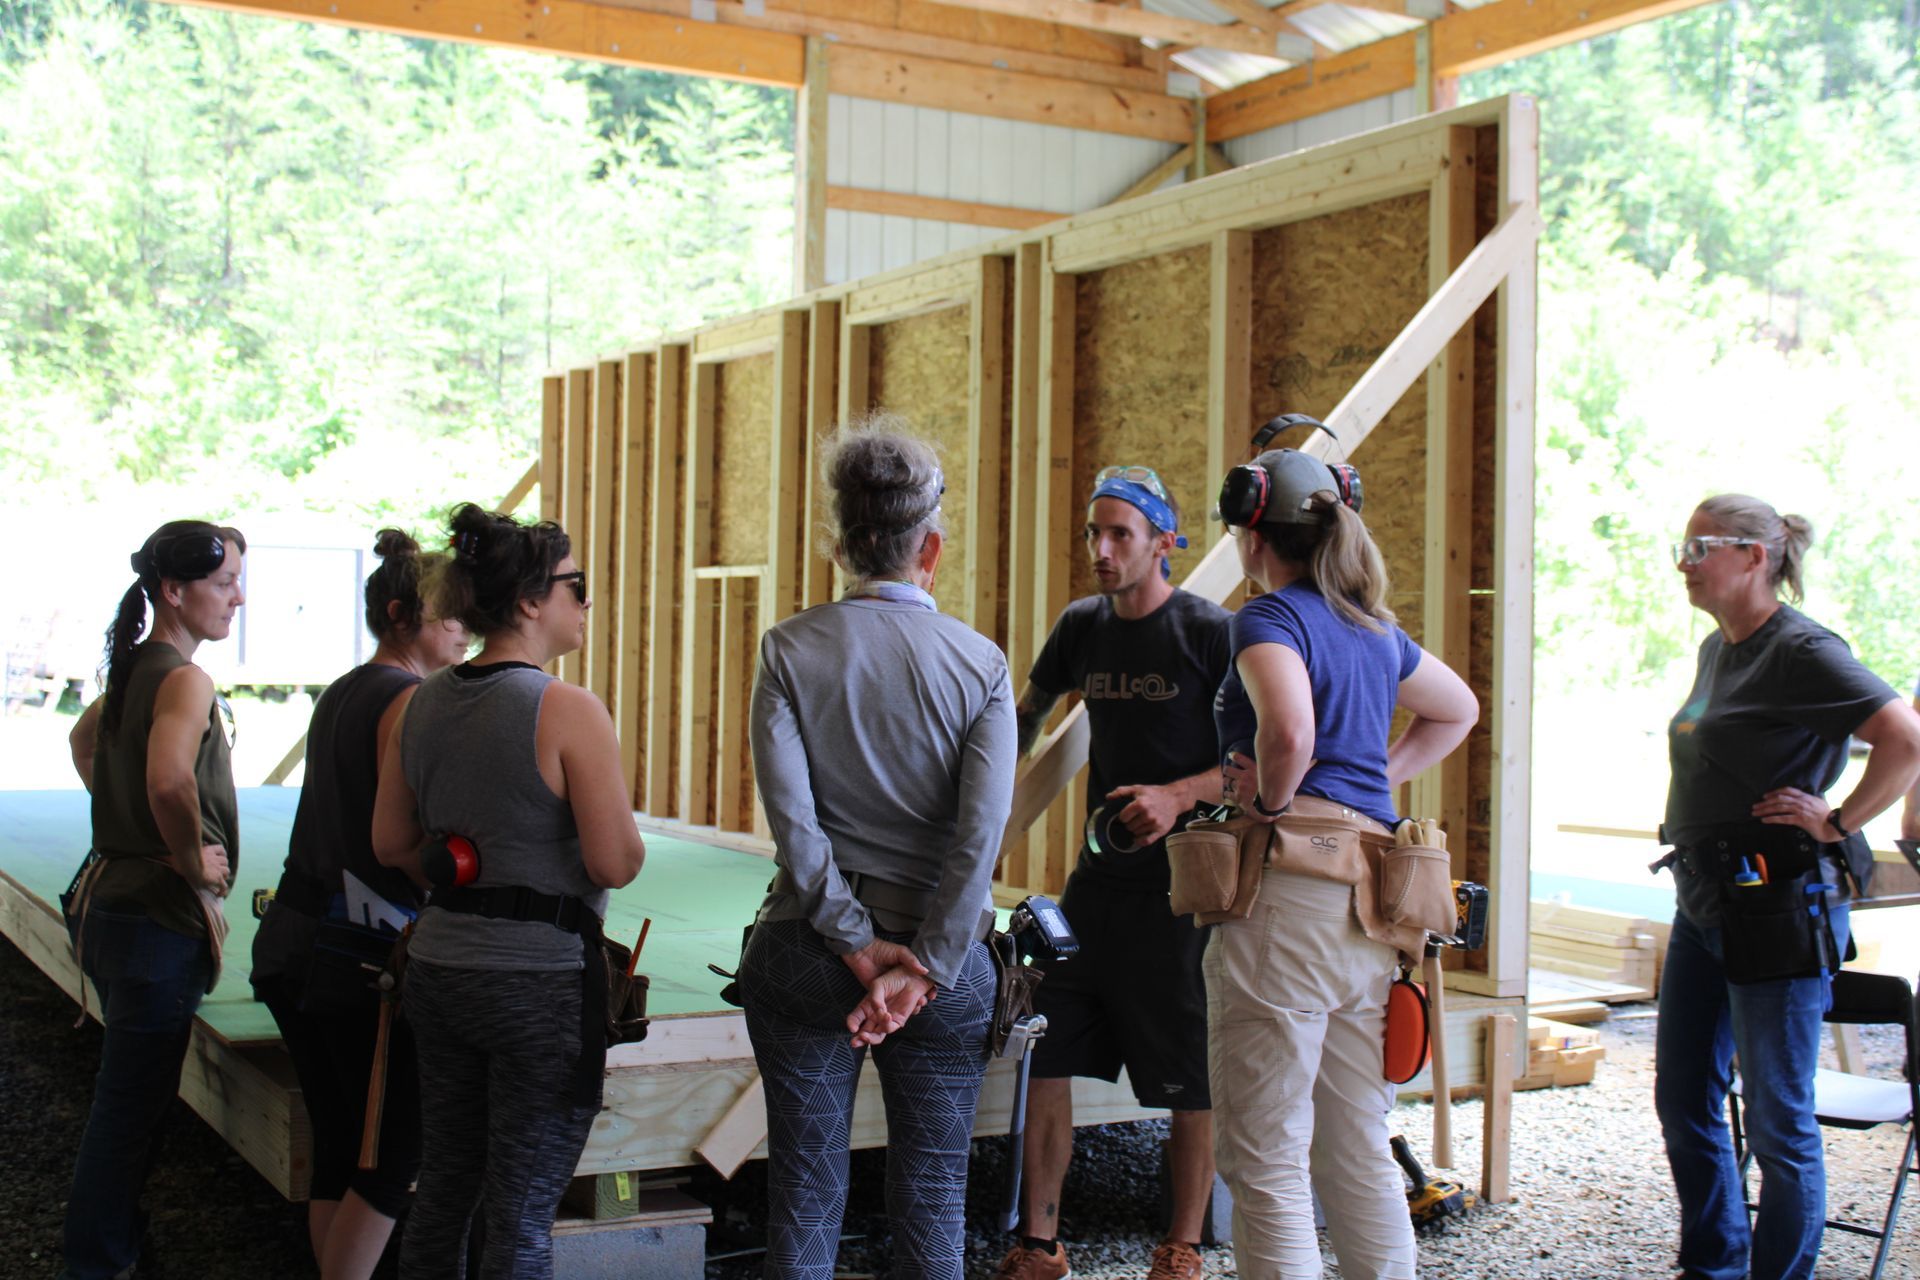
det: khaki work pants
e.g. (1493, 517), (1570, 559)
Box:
(1204, 868), (1418, 1280)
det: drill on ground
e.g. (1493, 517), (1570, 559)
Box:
(1389, 1133), (1473, 1231)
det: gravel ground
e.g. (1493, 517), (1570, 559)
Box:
(5, 934), (1916, 1279)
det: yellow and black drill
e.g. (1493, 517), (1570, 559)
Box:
(1389, 1134), (1472, 1231)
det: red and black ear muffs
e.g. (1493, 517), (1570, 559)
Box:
(1328, 462), (1364, 516)
(1217, 463), (1272, 529)
(1216, 456), (1365, 529)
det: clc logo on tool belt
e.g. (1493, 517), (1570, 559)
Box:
(1083, 672), (1179, 701)
(1310, 835), (1341, 850)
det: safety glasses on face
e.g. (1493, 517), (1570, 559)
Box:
(1672, 536), (1757, 567)
(1093, 465), (1174, 506)
(549, 571), (587, 604)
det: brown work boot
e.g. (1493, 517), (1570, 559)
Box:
(990, 1240), (1071, 1280)
(1145, 1239), (1204, 1280)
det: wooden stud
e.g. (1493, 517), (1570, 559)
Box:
(180, 0), (807, 86)
(765, 310), (809, 628)
(1415, 26), (1434, 115)
(678, 361), (717, 827)
(644, 345), (688, 816)
(615, 352), (652, 805)
(826, 46), (1193, 144)
(560, 367), (592, 685)
(715, 576), (751, 832)
(589, 358), (621, 704)
(1480, 1012), (1515, 1202)
(1033, 250), (1076, 895)
(1206, 229), (1252, 489)
(1206, 36), (1418, 143)
(966, 257), (1009, 635)
(838, 320), (871, 428)
(827, 186), (1064, 232)
(794, 38), (829, 293)
(693, 1073), (766, 1179)
(1487, 96), (1540, 999)
(1001, 244), (1044, 891)
(1413, 127), (1477, 861)
(540, 375), (564, 524)
(801, 300), (840, 610)
(1188, 96), (1207, 184)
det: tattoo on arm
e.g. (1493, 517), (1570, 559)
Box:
(1015, 683), (1059, 756)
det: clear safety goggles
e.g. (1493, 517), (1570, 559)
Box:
(1672, 535), (1757, 566)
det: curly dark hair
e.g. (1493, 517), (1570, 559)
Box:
(434, 503), (572, 635)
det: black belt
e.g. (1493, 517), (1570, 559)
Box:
(271, 868), (333, 918)
(429, 884), (594, 934)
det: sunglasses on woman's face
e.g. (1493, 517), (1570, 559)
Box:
(549, 571), (587, 604)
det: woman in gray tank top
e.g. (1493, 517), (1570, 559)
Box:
(372, 504), (645, 1280)
(738, 420), (1015, 1280)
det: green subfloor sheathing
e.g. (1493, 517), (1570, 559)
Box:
(0, 788), (774, 1042)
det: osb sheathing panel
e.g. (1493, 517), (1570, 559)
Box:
(1249, 192), (1432, 646)
(712, 354), (775, 567)
(1070, 245), (1211, 605)
(868, 307), (972, 619)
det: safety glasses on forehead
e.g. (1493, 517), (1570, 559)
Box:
(1093, 465), (1173, 504)
(549, 571), (587, 604)
(1672, 536), (1757, 566)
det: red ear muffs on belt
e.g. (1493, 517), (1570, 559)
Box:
(1384, 970), (1432, 1084)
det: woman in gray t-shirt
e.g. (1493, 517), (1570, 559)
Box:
(738, 419), (1014, 1280)
(1654, 493), (1920, 1279)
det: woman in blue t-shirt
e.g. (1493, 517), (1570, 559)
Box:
(1209, 446), (1478, 1280)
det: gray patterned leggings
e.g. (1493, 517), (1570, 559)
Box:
(741, 918), (996, 1280)
(399, 959), (599, 1280)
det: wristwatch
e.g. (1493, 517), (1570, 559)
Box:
(1826, 806), (1850, 840)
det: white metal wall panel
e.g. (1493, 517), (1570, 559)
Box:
(821, 96), (1180, 285)
(1220, 89), (1419, 167)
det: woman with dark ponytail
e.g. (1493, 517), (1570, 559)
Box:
(251, 529), (468, 1280)
(61, 518), (247, 1280)
(371, 503), (644, 1279)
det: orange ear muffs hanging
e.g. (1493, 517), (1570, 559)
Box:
(1383, 968), (1432, 1084)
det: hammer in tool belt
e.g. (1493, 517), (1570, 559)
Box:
(996, 896), (1081, 1233)
(359, 924), (414, 1170)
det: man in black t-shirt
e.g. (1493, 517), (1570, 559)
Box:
(991, 469), (1230, 1280)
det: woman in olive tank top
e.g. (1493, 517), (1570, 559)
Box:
(60, 519), (246, 1280)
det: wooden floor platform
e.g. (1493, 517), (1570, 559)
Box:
(0, 788), (1522, 1201)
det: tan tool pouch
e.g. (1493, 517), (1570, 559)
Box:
(1166, 818), (1266, 924)
(1380, 817), (1456, 936)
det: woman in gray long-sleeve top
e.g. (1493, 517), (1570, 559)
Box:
(739, 418), (1016, 1280)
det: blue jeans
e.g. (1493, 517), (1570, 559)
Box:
(62, 907), (213, 1280)
(739, 918), (995, 1280)
(1653, 904), (1850, 1280)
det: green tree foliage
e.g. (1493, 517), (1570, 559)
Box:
(0, 0), (794, 528)
(1468, 0), (1920, 695)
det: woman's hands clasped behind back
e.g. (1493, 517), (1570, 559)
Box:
(841, 938), (935, 1048)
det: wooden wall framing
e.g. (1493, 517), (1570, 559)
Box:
(545, 95), (1539, 998)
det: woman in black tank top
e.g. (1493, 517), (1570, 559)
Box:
(251, 529), (468, 1280)
(62, 519), (246, 1280)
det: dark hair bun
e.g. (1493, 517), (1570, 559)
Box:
(373, 528), (419, 560)
(437, 503), (571, 635)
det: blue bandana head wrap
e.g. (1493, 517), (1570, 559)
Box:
(1089, 477), (1188, 580)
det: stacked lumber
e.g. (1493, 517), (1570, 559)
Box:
(1519, 1016), (1605, 1091)
(1530, 901), (1661, 999)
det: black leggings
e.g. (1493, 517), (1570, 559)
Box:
(262, 982), (421, 1219)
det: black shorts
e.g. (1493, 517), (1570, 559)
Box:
(1029, 870), (1212, 1111)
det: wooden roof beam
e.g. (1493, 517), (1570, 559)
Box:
(600, 0), (1171, 92)
(1209, 0), (1721, 140)
(172, 0), (805, 84)
(828, 44), (1194, 140)
(919, 0), (1301, 58)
